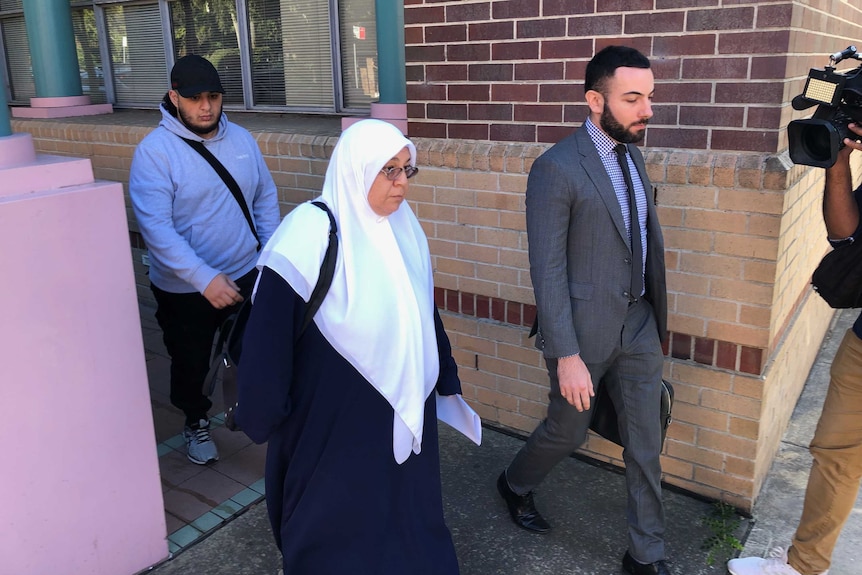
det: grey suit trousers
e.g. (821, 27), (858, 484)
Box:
(506, 298), (666, 564)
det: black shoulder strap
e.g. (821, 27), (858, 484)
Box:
(301, 201), (339, 335)
(180, 136), (261, 251)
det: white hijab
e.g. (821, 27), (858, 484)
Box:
(255, 119), (439, 464)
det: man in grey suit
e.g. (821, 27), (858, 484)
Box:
(496, 46), (671, 575)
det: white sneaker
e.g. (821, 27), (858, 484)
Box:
(727, 547), (828, 575)
(183, 418), (219, 464)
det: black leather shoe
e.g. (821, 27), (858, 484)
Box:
(495, 471), (551, 534)
(622, 551), (672, 575)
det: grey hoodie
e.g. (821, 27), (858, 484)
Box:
(129, 105), (280, 294)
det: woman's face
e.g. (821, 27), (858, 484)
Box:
(367, 147), (413, 217)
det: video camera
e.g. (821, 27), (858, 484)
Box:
(788, 46), (862, 168)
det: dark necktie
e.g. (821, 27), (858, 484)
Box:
(614, 143), (644, 301)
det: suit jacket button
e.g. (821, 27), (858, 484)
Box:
(625, 257), (632, 264)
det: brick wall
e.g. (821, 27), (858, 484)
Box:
(12, 114), (841, 507)
(404, 0), (862, 153)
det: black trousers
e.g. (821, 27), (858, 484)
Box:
(151, 269), (257, 426)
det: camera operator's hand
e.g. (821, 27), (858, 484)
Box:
(825, 123), (861, 238)
(840, 123), (862, 156)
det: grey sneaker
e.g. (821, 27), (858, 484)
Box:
(183, 418), (219, 464)
(728, 547), (829, 575)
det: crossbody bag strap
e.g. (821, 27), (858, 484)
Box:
(301, 201), (339, 335)
(180, 136), (261, 251)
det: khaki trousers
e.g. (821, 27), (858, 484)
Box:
(789, 328), (862, 575)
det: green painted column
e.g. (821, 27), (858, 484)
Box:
(0, 86), (11, 137)
(23, 0), (83, 98)
(375, 0), (406, 104)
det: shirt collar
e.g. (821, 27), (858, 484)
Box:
(584, 117), (620, 157)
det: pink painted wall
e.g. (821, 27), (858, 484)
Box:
(0, 136), (167, 574)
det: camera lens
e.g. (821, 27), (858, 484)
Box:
(802, 124), (835, 162)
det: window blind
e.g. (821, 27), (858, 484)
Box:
(1, 15), (35, 103)
(105, 2), (167, 107)
(72, 7), (107, 104)
(338, 0), (377, 109)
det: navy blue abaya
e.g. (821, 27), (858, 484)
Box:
(236, 268), (461, 575)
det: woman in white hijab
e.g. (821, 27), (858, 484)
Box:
(236, 119), (476, 574)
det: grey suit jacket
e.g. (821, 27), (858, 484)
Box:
(526, 127), (668, 364)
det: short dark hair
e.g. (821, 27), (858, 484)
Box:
(584, 45), (651, 95)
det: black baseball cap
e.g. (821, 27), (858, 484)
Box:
(170, 55), (225, 97)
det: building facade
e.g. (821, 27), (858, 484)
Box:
(7, 0), (862, 511)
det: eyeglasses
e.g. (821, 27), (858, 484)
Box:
(380, 165), (419, 181)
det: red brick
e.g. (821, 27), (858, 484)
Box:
(408, 121), (447, 138)
(447, 1), (490, 22)
(683, 57), (748, 79)
(651, 104), (678, 125)
(658, 81), (713, 103)
(567, 15), (622, 37)
(426, 24), (467, 43)
(595, 37), (652, 57)
(541, 39), (592, 60)
(406, 45), (446, 62)
(747, 107), (781, 130)
(492, 84), (538, 102)
(428, 103), (468, 120)
(476, 295), (491, 318)
(491, 298), (506, 321)
(405, 65), (424, 82)
(469, 21), (514, 41)
(544, 0), (593, 16)
(515, 104), (563, 123)
(680, 106), (744, 128)
(490, 123), (537, 142)
(538, 125), (572, 143)
(517, 18), (566, 39)
(461, 292), (476, 316)
(407, 102), (426, 119)
(711, 130), (778, 153)
(563, 104), (589, 123)
(515, 62), (565, 81)
(434, 287), (445, 307)
(493, 0), (540, 19)
(407, 83), (447, 101)
(469, 103), (513, 121)
(654, 34), (717, 57)
(757, 3), (792, 28)
(449, 83), (490, 102)
(425, 64), (468, 82)
(656, 0), (717, 7)
(448, 123), (490, 140)
(651, 58), (682, 81)
(523, 304), (537, 327)
(739, 346), (764, 375)
(672, 333), (692, 360)
(751, 56), (789, 80)
(539, 83), (580, 103)
(598, 0), (652, 11)
(448, 43), (491, 62)
(405, 5), (445, 25)
(716, 341), (737, 370)
(695, 337), (715, 365)
(565, 60), (588, 81)
(718, 31), (790, 55)
(625, 12), (685, 35)
(506, 302), (522, 325)
(492, 41), (540, 61)
(716, 82), (784, 104)
(645, 128), (708, 150)
(404, 27), (423, 45)
(469, 63), (514, 82)
(687, 7), (754, 31)
(446, 289), (459, 312)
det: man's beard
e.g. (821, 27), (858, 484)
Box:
(600, 104), (648, 144)
(178, 106), (220, 137)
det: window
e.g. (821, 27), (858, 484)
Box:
(72, 7), (107, 104)
(106, 3), (168, 107)
(1, 15), (34, 103)
(170, 0), (243, 106)
(0, 0), (378, 113)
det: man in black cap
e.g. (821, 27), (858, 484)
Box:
(129, 55), (280, 464)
